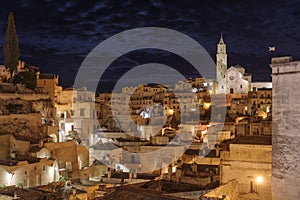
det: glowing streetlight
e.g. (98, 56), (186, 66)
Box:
(203, 102), (211, 110)
(256, 176), (263, 184)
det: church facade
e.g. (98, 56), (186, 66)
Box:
(203, 34), (271, 94)
(218, 65), (251, 94)
(215, 35), (252, 94)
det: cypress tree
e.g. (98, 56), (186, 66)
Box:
(4, 12), (20, 80)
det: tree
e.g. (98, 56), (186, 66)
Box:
(13, 71), (37, 89)
(4, 12), (20, 80)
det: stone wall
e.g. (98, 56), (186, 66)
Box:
(44, 141), (80, 178)
(0, 114), (45, 142)
(0, 83), (34, 94)
(203, 179), (238, 200)
(179, 176), (211, 186)
(221, 144), (272, 200)
(0, 93), (54, 117)
(0, 158), (55, 188)
(270, 57), (300, 199)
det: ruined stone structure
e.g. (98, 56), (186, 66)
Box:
(270, 56), (300, 199)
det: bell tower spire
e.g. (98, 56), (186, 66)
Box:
(219, 33), (224, 44)
(216, 33), (227, 82)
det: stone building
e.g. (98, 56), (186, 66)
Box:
(228, 97), (248, 117)
(56, 87), (98, 142)
(218, 65), (251, 94)
(270, 56), (300, 199)
(214, 36), (272, 96)
(248, 88), (272, 118)
(250, 82), (272, 91)
(235, 117), (272, 136)
(221, 136), (272, 200)
(0, 158), (55, 188)
(0, 135), (30, 159)
(36, 73), (60, 102)
(0, 135), (55, 188)
(38, 140), (84, 179)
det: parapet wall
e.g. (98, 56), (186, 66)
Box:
(270, 57), (300, 199)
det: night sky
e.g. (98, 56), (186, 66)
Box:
(1, 0), (300, 90)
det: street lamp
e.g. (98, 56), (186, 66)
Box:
(256, 176), (263, 184)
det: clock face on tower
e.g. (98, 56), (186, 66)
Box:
(229, 76), (235, 81)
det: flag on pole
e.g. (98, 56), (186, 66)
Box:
(268, 46), (276, 52)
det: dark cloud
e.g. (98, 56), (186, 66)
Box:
(0, 0), (300, 89)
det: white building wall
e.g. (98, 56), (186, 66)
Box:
(218, 67), (250, 94)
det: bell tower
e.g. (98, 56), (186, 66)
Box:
(216, 33), (227, 82)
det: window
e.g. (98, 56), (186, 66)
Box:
(66, 162), (72, 171)
(24, 170), (28, 175)
(80, 108), (85, 116)
(240, 85), (243, 89)
(42, 164), (46, 172)
(250, 181), (257, 193)
(131, 155), (136, 164)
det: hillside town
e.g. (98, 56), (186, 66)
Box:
(0, 11), (296, 200)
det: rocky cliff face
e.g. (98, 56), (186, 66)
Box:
(0, 98), (54, 116)
(0, 94), (55, 142)
(0, 83), (34, 94)
(0, 113), (45, 142)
